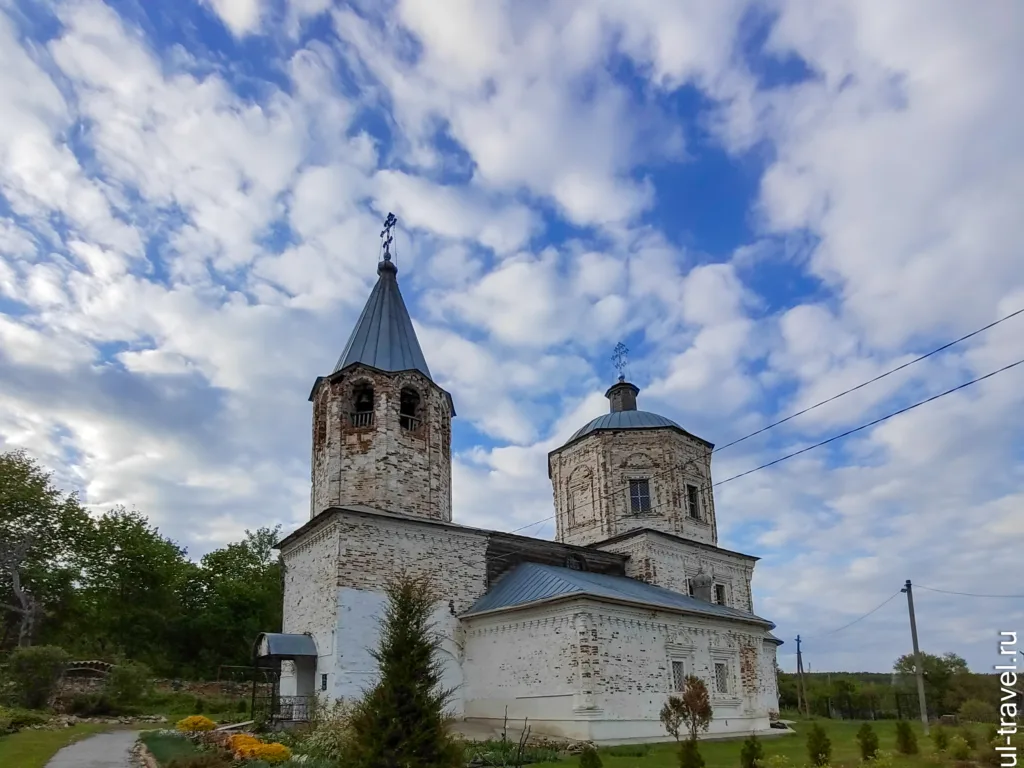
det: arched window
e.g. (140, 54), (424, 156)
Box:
(350, 382), (374, 427)
(399, 387), (421, 431)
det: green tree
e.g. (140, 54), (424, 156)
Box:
(346, 572), (462, 768)
(9, 644), (69, 708)
(895, 721), (918, 755)
(72, 507), (196, 671)
(893, 652), (968, 714)
(959, 698), (998, 724)
(741, 734), (765, 768)
(190, 527), (282, 673)
(0, 450), (90, 648)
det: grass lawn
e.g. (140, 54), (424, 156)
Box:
(533, 719), (974, 768)
(0, 723), (117, 768)
(139, 730), (204, 765)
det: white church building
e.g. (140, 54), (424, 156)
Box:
(264, 233), (782, 743)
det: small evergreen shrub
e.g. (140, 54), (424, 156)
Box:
(579, 745), (603, 768)
(9, 645), (69, 709)
(807, 722), (832, 767)
(857, 723), (880, 761)
(176, 714), (216, 732)
(679, 738), (705, 768)
(948, 735), (972, 761)
(931, 725), (950, 752)
(741, 734), (765, 768)
(895, 721), (918, 755)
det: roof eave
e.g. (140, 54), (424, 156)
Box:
(462, 591), (775, 629)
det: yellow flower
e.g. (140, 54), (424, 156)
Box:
(236, 741), (292, 764)
(228, 733), (261, 752)
(175, 715), (216, 733)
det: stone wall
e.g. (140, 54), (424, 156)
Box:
(595, 530), (756, 613)
(550, 429), (718, 548)
(310, 366), (452, 521)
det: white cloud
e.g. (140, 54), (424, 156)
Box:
(205, 0), (264, 37)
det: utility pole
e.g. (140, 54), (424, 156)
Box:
(902, 579), (930, 734)
(796, 635), (810, 717)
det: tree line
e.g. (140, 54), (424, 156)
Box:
(778, 651), (1003, 722)
(0, 449), (282, 678)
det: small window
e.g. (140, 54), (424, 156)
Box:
(714, 662), (729, 694)
(321, 674), (328, 692)
(629, 479), (651, 513)
(671, 660), (686, 692)
(687, 580), (695, 597)
(714, 584), (727, 606)
(399, 387), (421, 431)
(686, 484), (701, 519)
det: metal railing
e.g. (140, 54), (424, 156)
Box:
(252, 693), (312, 722)
(349, 411), (374, 428)
(400, 414), (422, 432)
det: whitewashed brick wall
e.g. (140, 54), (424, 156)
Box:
(550, 428), (718, 548)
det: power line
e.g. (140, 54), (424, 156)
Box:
(808, 591), (903, 641)
(915, 585), (1024, 599)
(713, 306), (1024, 454)
(711, 355), (1024, 489)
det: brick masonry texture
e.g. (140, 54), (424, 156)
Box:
(310, 365), (452, 521)
(550, 428), (718, 548)
(595, 530), (756, 613)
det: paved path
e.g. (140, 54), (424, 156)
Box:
(45, 729), (138, 768)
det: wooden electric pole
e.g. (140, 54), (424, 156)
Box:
(796, 635), (810, 717)
(902, 579), (930, 734)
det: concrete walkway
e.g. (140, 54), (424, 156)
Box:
(45, 729), (139, 768)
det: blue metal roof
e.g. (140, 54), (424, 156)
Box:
(465, 562), (774, 627)
(333, 259), (432, 379)
(568, 410), (682, 442)
(255, 632), (318, 658)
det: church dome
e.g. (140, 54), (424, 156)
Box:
(568, 410), (682, 442)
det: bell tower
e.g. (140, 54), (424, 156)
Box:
(308, 213), (455, 521)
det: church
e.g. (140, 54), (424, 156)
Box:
(264, 225), (782, 743)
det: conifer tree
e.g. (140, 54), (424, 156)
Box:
(345, 571), (463, 768)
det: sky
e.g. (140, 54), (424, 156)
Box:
(1, 0), (1022, 675)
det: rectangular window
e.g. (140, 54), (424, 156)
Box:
(687, 579), (695, 597)
(714, 584), (727, 606)
(686, 484), (701, 519)
(671, 660), (686, 692)
(320, 674), (328, 692)
(714, 662), (729, 694)
(629, 479), (652, 513)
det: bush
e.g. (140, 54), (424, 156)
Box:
(679, 738), (705, 768)
(807, 722), (832, 767)
(931, 725), (950, 752)
(105, 661), (152, 705)
(605, 744), (650, 757)
(948, 735), (972, 761)
(67, 692), (120, 716)
(959, 727), (978, 749)
(857, 723), (880, 761)
(235, 741), (292, 763)
(741, 734), (764, 768)
(959, 699), (998, 724)
(579, 745), (603, 768)
(895, 721), (918, 755)
(8, 645), (69, 709)
(871, 750), (896, 768)
(300, 698), (354, 762)
(0, 706), (51, 728)
(176, 714), (217, 732)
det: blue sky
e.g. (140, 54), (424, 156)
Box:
(1, 0), (1022, 674)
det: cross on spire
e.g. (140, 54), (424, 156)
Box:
(611, 342), (629, 381)
(380, 212), (397, 261)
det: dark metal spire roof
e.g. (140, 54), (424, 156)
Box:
(333, 257), (432, 380)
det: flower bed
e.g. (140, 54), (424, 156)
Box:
(142, 716), (293, 766)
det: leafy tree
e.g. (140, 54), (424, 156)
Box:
(346, 571), (463, 768)
(660, 696), (686, 742)
(895, 721), (918, 755)
(958, 698), (998, 724)
(893, 652), (968, 713)
(807, 722), (832, 767)
(741, 734), (765, 768)
(0, 450), (90, 647)
(678, 676), (713, 742)
(105, 660), (153, 705)
(857, 723), (879, 761)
